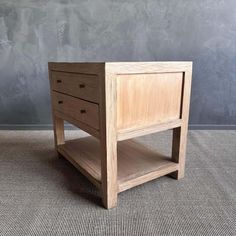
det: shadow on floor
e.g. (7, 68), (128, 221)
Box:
(31, 147), (102, 208)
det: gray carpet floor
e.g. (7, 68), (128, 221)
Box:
(0, 130), (235, 236)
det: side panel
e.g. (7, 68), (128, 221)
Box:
(117, 72), (184, 131)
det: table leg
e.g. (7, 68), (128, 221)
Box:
(53, 114), (65, 155)
(171, 126), (188, 179)
(100, 138), (118, 209)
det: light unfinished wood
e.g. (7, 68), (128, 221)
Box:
(52, 91), (99, 130)
(171, 70), (192, 179)
(58, 139), (101, 189)
(52, 116), (65, 146)
(57, 137), (179, 193)
(117, 119), (182, 141)
(119, 162), (178, 192)
(51, 71), (100, 103)
(49, 62), (105, 75)
(49, 62), (191, 75)
(106, 61), (192, 74)
(116, 139), (179, 192)
(117, 72), (183, 130)
(48, 62), (192, 209)
(99, 67), (118, 208)
(48, 67), (65, 149)
(54, 110), (100, 139)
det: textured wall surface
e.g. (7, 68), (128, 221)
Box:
(0, 0), (236, 127)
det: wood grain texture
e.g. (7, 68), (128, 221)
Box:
(48, 65), (65, 148)
(117, 72), (183, 130)
(49, 62), (105, 75)
(52, 116), (65, 146)
(171, 70), (192, 179)
(117, 139), (179, 192)
(58, 139), (101, 189)
(54, 110), (100, 139)
(117, 119), (182, 141)
(57, 136), (179, 193)
(100, 65), (118, 209)
(106, 62), (192, 74)
(49, 61), (192, 209)
(51, 71), (100, 103)
(52, 91), (99, 130)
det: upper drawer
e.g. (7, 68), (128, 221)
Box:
(52, 91), (99, 130)
(51, 71), (100, 103)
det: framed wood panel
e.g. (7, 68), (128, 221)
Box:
(117, 72), (184, 131)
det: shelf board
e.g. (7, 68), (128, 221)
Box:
(57, 136), (179, 193)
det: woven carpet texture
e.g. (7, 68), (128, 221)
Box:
(0, 130), (235, 235)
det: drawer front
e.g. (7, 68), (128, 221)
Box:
(52, 92), (99, 130)
(51, 71), (100, 103)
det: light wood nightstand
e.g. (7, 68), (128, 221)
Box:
(48, 62), (192, 209)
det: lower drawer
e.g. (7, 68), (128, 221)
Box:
(52, 91), (99, 130)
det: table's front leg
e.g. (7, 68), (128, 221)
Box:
(100, 136), (118, 209)
(99, 68), (118, 209)
(53, 114), (65, 149)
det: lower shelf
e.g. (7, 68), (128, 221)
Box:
(57, 136), (179, 193)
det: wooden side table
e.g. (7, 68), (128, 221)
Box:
(48, 62), (192, 209)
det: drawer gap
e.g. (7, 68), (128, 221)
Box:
(52, 90), (99, 105)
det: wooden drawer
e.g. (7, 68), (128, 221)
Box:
(52, 91), (99, 130)
(51, 71), (99, 103)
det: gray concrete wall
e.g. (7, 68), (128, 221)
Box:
(0, 0), (236, 128)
